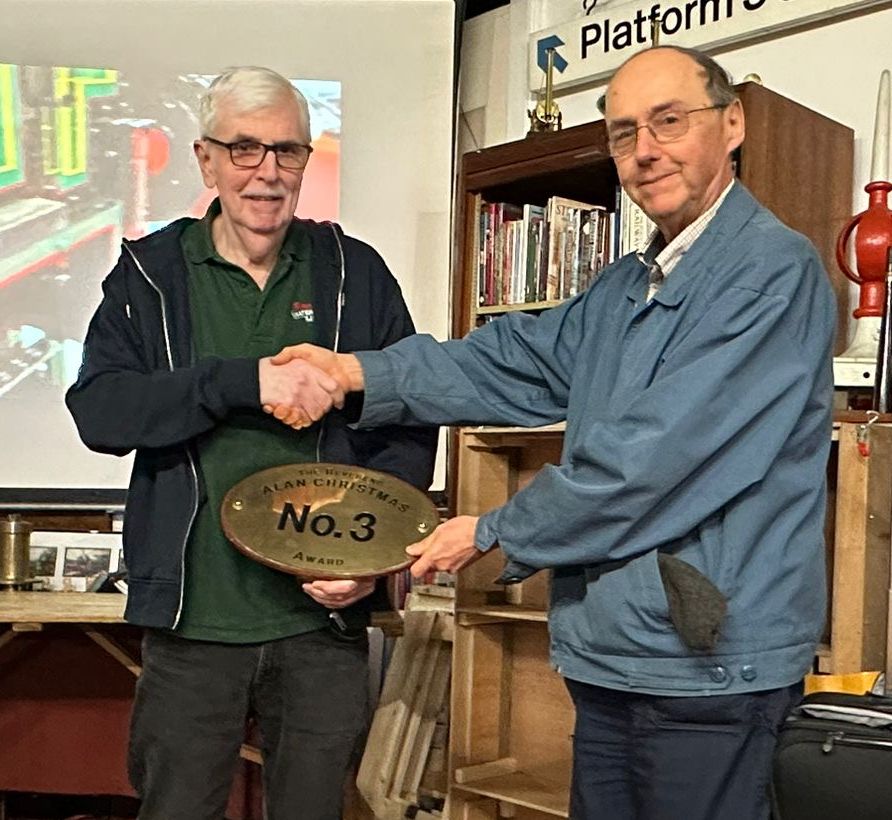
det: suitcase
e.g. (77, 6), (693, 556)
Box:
(772, 413), (892, 820)
(771, 690), (892, 819)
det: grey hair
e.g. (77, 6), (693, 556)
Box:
(597, 46), (737, 115)
(199, 66), (311, 141)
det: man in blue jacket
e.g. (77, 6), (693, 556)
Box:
(269, 46), (836, 819)
(66, 66), (436, 820)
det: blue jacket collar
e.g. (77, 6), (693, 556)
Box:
(624, 182), (760, 307)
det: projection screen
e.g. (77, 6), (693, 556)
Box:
(1, 0), (454, 504)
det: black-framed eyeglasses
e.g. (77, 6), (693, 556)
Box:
(203, 136), (313, 170)
(607, 104), (728, 158)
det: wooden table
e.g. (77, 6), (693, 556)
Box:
(0, 591), (138, 800)
(0, 590), (406, 784)
(0, 591), (137, 674)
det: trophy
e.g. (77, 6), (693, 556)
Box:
(221, 463), (439, 579)
(528, 46), (562, 135)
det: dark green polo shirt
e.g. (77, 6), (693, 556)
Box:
(176, 199), (327, 642)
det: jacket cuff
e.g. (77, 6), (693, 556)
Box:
(213, 357), (261, 409)
(353, 350), (404, 426)
(474, 512), (501, 553)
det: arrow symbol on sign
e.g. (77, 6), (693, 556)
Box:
(537, 35), (568, 74)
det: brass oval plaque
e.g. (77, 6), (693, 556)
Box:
(221, 463), (439, 579)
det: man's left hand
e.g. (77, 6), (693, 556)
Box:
(301, 578), (376, 608)
(406, 515), (483, 578)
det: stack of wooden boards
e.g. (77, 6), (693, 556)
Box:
(357, 587), (454, 819)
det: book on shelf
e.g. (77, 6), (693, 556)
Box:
(616, 187), (656, 257)
(476, 202), (523, 307)
(524, 204), (546, 303)
(474, 195), (615, 311)
(545, 196), (611, 300)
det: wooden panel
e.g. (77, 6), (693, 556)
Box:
(457, 434), (515, 515)
(462, 122), (610, 186)
(823, 437), (839, 646)
(454, 771), (569, 817)
(0, 511), (115, 532)
(450, 622), (506, 770)
(517, 439), (563, 488)
(829, 423), (892, 672)
(504, 572), (550, 609)
(829, 423), (870, 672)
(449, 795), (501, 820)
(455, 436), (516, 609)
(737, 82), (853, 353)
(453, 191), (484, 340)
(505, 624), (573, 777)
(862, 426), (892, 669)
(449, 620), (572, 819)
(507, 439), (563, 609)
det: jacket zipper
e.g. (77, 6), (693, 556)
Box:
(123, 241), (198, 629)
(821, 730), (892, 753)
(316, 222), (347, 462)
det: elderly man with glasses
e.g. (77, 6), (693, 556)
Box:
(269, 46), (836, 819)
(66, 66), (436, 820)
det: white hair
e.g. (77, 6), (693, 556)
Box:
(199, 66), (311, 141)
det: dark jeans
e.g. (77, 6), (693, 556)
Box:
(565, 678), (802, 820)
(129, 627), (369, 820)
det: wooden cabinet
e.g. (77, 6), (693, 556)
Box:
(447, 87), (855, 819)
(451, 427), (572, 817)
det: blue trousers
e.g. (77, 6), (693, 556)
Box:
(129, 628), (369, 820)
(565, 678), (801, 820)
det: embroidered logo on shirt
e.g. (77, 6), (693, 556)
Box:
(290, 302), (314, 322)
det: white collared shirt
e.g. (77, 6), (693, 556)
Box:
(638, 180), (735, 301)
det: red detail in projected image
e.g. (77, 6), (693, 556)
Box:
(297, 131), (340, 223)
(145, 129), (171, 176)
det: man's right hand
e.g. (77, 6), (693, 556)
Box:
(270, 344), (365, 393)
(258, 357), (346, 429)
(264, 344), (366, 428)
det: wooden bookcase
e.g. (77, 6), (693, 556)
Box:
(452, 82), (853, 348)
(447, 86), (855, 818)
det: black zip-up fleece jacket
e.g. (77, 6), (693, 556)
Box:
(66, 218), (437, 629)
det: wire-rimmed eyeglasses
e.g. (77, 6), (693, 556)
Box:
(203, 136), (313, 170)
(607, 104), (727, 158)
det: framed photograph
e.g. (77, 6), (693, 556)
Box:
(29, 531), (122, 592)
(29, 545), (60, 578)
(63, 547), (112, 577)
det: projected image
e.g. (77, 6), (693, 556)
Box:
(0, 64), (340, 489)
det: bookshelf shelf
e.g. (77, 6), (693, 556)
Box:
(457, 606), (550, 625)
(452, 768), (570, 817)
(475, 299), (563, 315)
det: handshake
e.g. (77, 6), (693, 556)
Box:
(258, 343), (366, 429)
(259, 343), (486, 580)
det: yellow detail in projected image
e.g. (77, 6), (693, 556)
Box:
(0, 64), (23, 189)
(42, 67), (118, 188)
